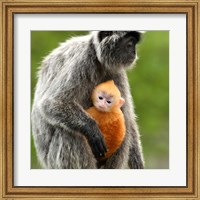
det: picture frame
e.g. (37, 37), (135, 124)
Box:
(0, 0), (199, 199)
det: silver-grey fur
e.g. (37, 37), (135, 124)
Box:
(31, 31), (144, 169)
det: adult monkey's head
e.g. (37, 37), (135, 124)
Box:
(92, 31), (143, 72)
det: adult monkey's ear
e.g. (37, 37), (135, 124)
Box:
(98, 31), (113, 42)
(125, 31), (142, 44)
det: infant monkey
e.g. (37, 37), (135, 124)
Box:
(86, 80), (126, 159)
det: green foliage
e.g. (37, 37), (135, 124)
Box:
(31, 31), (169, 169)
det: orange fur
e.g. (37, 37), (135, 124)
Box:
(86, 80), (126, 159)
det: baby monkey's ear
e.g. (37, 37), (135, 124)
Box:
(98, 31), (113, 42)
(119, 97), (125, 108)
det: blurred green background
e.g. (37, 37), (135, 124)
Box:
(31, 31), (169, 169)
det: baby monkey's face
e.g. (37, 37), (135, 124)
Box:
(94, 91), (115, 112)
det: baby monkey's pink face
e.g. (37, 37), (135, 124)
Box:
(94, 91), (115, 112)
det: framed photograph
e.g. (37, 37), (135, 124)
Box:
(1, 0), (199, 199)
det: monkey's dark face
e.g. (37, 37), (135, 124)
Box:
(95, 31), (141, 71)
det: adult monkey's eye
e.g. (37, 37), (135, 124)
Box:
(127, 41), (133, 48)
(99, 96), (103, 100)
(107, 100), (111, 104)
(127, 39), (135, 48)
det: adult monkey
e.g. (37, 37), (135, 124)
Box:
(32, 31), (144, 169)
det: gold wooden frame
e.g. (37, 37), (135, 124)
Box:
(0, 0), (199, 199)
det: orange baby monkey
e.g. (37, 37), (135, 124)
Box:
(86, 80), (126, 160)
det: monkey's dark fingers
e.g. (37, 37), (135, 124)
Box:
(98, 137), (107, 154)
(101, 138), (107, 153)
(91, 144), (102, 158)
(81, 121), (107, 157)
(88, 136), (106, 158)
(96, 139), (106, 157)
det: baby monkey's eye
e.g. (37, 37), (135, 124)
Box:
(107, 100), (111, 104)
(99, 96), (103, 100)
